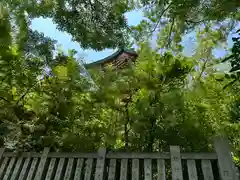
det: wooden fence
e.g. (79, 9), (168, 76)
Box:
(0, 137), (239, 180)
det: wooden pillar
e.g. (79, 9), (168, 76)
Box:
(94, 147), (106, 180)
(214, 137), (238, 180)
(34, 147), (50, 180)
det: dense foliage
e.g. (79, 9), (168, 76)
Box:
(223, 29), (240, 77)
(132, 0), (240, 49)
(2, 0), (131, 50)
(0, 0), (239, 163)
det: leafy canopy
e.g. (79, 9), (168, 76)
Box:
(132, 0), (240, 49)
(2, 0), (131, 50)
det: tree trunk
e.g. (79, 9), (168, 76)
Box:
(124, 104), (130, 149)
(147, 117), (156, 152)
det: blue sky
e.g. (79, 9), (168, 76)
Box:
(31, 10), (237, 64)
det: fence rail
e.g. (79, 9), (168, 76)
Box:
(0, 137), (239, 180)
(1, 152), (218, 159)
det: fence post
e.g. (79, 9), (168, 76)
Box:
(214, 136), (238, 180)
(0, 148), (5, 178)
(170, 146), (183, 180)
(34, 147), (50, 180)
(0, 148), (5, 160)
(94, 147), (106, 180)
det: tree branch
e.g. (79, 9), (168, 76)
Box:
(223, 78), (238, 89)
(150, 3), (172, 34)
(198, 59), (208, 80)
(166, 18), (175, 48)
(0, 73), (10, 85)
(0, 96), (10, 103)
(185, 19), (205, 25)
(16, 81), (38, 105)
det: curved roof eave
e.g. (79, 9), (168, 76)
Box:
(85, 48), (137, 68)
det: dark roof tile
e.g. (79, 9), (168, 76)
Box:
(85, 48), (137, 68)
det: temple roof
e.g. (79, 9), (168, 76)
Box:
(85, 48), (137, 68)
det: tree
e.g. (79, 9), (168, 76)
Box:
(132, 0), (240, 48)
(0, 6), (91, 151)
(2, 0), (132, 50)
(221, 29), (240, 159)
(24, 29), (56, 63)
(221, 29), (240, 87)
